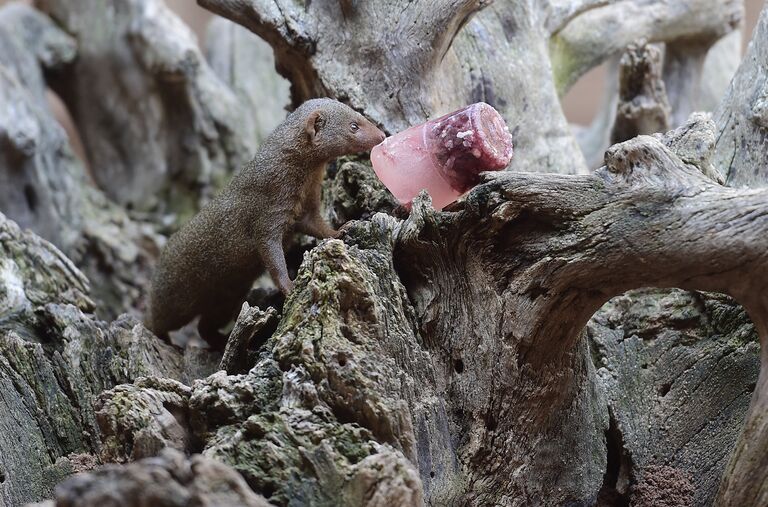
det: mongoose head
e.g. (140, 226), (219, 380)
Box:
(299, 98), (386, 159)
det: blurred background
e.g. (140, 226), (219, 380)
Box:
(1, 0), (764, 128)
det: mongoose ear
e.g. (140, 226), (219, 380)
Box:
(305, 110), (324, 142)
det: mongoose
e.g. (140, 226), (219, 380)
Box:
(145, 98), (385, 349)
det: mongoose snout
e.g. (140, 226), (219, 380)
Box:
(145, 98), (384, 349)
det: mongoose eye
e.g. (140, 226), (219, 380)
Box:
(350, 122), (360, 132)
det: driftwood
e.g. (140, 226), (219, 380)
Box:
(0, 3), (161, 318)
(610, 43), (671, 146)
(550, 0), (743, 94)
(0, 209), (221, 506)
(51, 449), (272, 507)
(714, 3), (768, 189)
(42, 115), (765, 506)
(0, 0), (766, 506)
(712, 5), (768, 506)
(34, 0), (264, 224)
(204, 17), (290, 150)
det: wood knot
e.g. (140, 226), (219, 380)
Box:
(604, 143), (640, 175)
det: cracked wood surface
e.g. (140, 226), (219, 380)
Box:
(715, 2), (768, 188)
(550, 0), (743, 94)
(0, 3), (161, 319)
(382, 115), (763, 505)
(34, 0), (258, 224)
(0, 0), (766, 505)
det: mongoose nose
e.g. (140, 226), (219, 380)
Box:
(376, 131), (386, 143)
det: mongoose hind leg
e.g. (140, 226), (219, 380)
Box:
(197, 297), (238, 350)
(198, 314), (230, 351)
(197, 282), (255, 350)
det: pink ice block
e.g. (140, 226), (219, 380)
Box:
(370, 102), (514, 210)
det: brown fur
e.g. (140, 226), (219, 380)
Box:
(145, 98), (385, 348)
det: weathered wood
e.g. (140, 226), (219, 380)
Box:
(699, 30), (742, 113)
(197, 0), (490, 129)
(0, 210), (220, 506)
(388, 114), (764, 505)
(577, 32), (749, 505)
(712, 4), (768, 505)
(444, 2), (590, 175)
(96, 377), (193, 464)
(714, 2), (768, 188)
(51, 448), (273, 507)
(95, 113), (766, 505)
(0, 1), (764, 505)
(550, 0), (743, 94)
(91, 232), (430, 506)
(199, 0), (589, 175)
(34, 0), (255, 224)
(589, 289), (759, 505)
(204, 17), (290, 150)
(610, 43), (671, 146)
(575, 23), (741, 171)
(219, 303), (277, 374)
(0, 3), (162, 319)
(196, 0), (740, 180)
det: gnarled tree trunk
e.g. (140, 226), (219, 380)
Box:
(0, 0), (766, 506)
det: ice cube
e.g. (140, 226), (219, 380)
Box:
(370, 102), (514, 210)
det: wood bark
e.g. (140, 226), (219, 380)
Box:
(0, 209), (220, 506)
(0, 0), (765, 506)
(198, 0), (589, 175)
(575, 33), (741, 171)
(588, 289), (758, 505)
(389, 114), (765, 505)
(33, 0), (258, 224)
(0, 3), (161, 318)
(550, 0), (743, 94)
(713, 4), (768, 505)
(610, 43), (671, 146)
(714, 2), (768, 188)
(48, 116), (765, 506)
(51, 449), (273, 507)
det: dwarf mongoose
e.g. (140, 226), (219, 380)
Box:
(145, 98), (385, 348)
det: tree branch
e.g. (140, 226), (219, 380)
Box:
(198, 0), (494, 132)
(34, 0), (257, 224)
(389, 114), (766, 502)
(540, 0), (615, 35)
(551, 0), (743, 94)
(0, 3), (161, 318)
(197, 0), (312, 54)
(714, 2), (768, 188)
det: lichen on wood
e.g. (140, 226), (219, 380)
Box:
(1, 0), (767, 505)
(0, 209), (221, 506)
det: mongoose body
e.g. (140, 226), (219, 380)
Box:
(146, 99), (385, 348)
